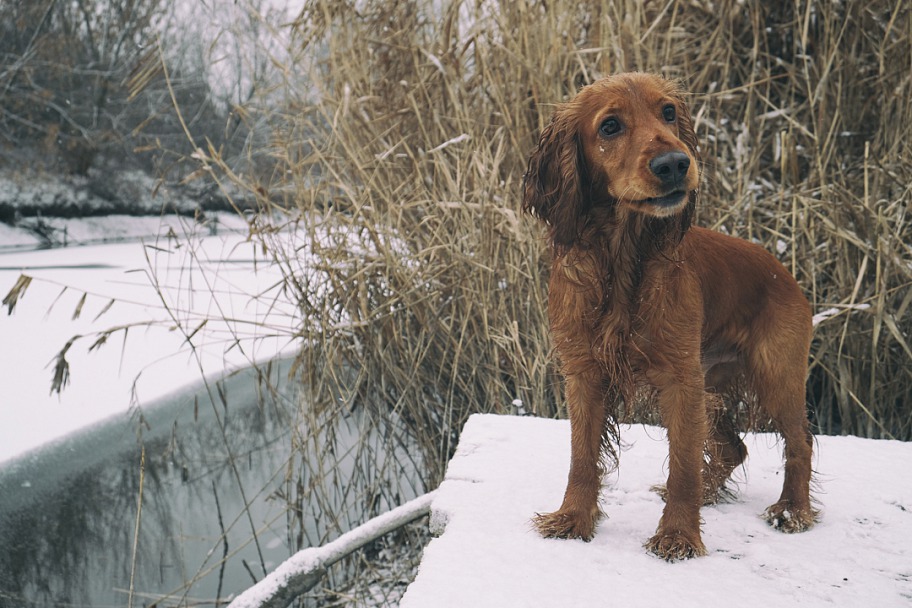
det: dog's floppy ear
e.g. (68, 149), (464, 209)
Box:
(522, 109), (587, 252)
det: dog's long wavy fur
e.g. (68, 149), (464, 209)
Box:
(523, 73), (817, 561)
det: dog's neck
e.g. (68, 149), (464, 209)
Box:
(588, 203), (692, 402)
(582, 201), (692, 306)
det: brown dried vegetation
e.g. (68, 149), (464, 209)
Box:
(231, 0), (912, 487)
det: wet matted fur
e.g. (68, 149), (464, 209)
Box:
(522, 73), (817, 560)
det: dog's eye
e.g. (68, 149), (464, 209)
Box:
(599, 118), (621, 137)
(662, 104), (676, 122)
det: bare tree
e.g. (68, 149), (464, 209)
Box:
(0, 0), (214, 174)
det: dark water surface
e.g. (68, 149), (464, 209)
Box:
(0, 361), (303, 607)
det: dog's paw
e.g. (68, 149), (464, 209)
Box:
(532, 509), (599, 541)
(645, 529), (707, 561)
(763, 501), (818, 533)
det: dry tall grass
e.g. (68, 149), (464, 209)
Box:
(204, 0), (911, 493)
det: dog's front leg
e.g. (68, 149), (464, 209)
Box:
(644, 368), (709, 560)
(533, 367), (608, 541)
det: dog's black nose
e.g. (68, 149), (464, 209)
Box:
(649, 151), (690, 187)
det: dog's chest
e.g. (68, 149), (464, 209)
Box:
(599, 261), (699, 363)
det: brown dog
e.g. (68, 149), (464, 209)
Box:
(522, 73), (816, 560)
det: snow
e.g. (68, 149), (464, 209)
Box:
(2, 212), (911, 607)
(0, 206), (404, 467)
(0, 214), (298, 465)
(812, 303), (872, 327)
(401, 414), (912, 608)
(228, 491), (436, 608)
(0, 168), (204, 219)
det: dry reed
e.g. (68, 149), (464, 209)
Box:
(201, 0), (911, 498)
(12, 1), (901, 603)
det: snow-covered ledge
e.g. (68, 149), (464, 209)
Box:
(227, 492), (436, 608)
(401, 414), (912, 607)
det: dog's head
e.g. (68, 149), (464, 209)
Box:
(523, 73), (701, 251)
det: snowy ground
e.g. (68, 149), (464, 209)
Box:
(401, 414), (912, 608)
(4, 213), (912, 607)
(0, 213), (299, 465)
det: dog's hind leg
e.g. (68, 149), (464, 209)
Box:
(702, 391), (747, 504)
(653, 365), (748, 506)
(702, 363), (748, 504)
(748, 319), (817, 532)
